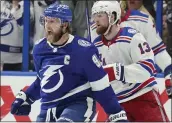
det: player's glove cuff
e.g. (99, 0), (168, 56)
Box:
(16, 90), (35, 105)
(108, 110), (128, 122)
(104, 63), (125, 82)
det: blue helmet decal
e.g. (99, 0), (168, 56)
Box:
(43, 3), (72, 23)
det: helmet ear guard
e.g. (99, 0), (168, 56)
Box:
(111, 11), (119, 25)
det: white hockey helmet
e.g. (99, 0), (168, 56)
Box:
(92, 1), (121, 25)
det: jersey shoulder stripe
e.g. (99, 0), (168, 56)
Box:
(118, 27), (138, 40)
(90, 22), (97, 30)
(116, 36), (132, 43)
(93, 36), (104, 47)
(130, 10), (149, 18)
(128, 10), (149, 23)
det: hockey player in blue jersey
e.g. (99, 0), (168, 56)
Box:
(10, 3), (128, 122)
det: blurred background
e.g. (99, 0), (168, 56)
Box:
(0, 0), (172, 72)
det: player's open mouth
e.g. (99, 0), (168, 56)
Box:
(47, 31), (52, 35)
(97, 25), (101, 28)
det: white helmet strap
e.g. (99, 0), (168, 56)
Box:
(104, 12), (118, 36)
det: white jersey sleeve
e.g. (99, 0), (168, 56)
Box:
(104, 32), (156, 83)
(144, 16), (171, 73)
(120, 11), (171, 75)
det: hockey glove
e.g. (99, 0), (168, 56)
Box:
(11, 90), (35, 115)
(165, 74), (172, 99)
(108, 110), (128, 122)
(104, 63), (125, 82)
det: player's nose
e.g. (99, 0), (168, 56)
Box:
(45, 23), (51, 29)
(94, 18), (99, 24)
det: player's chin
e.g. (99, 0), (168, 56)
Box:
(47, 36), (54, 43)
(96, 28), (106, 35)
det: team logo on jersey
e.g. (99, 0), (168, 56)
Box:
(40, 65), (64, 93)
(0, 19), (14, 36)
(92, 54), (102, 68)
(128, 29), (137, 34)
(78, 39), (91, 47)
(64, 55), (70, 65)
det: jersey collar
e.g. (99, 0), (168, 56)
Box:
(120, 10), (131, 23)
(47, 34), (74, 48)
(102, 28), (123, 47)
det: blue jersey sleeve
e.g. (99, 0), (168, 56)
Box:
(82, 45), (123, 114)
(25, 76), (41, 101)
(25, 46), (41, 101)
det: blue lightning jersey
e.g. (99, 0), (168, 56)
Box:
(25, 34), (123, 114)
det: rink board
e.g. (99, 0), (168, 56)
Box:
(0, 72), (171, 122)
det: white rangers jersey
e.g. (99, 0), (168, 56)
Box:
(94, 27), (157, 103)
(120, 10), (172, 76)
(90, 10), (171, 77)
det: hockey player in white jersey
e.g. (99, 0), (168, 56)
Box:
(10, 3), (128, 122)
(119, 3), (172, 99)
(90, 1), (172, 99)
(91, 1), (169, 122)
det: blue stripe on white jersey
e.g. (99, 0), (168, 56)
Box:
(93, 36), (101, 44)
(93, 36), (104, 47)
(93, 27), (137, 47)
(164, 64), (172, 77)
(130, 10), (149, 18)
(115, 40), (130, 43)
(113, 35), (132, 44)
(116, 77), (157, 100)
(137, 59), (156, 75)
(127, 18), (148, 23)
(152, 41), (166, 55)
(94, 41), (104, 47)
(127, 10), (149, 23)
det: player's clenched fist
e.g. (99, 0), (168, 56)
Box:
(11, 90), (34, 115)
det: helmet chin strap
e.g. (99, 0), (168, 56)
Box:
(103, 24), (112, 36)
(103, 13), (118, 36)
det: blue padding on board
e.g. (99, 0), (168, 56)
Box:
(22, 0), (30, 71)
(1, 71), (36, 76)
(1, 71), (164, 78)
